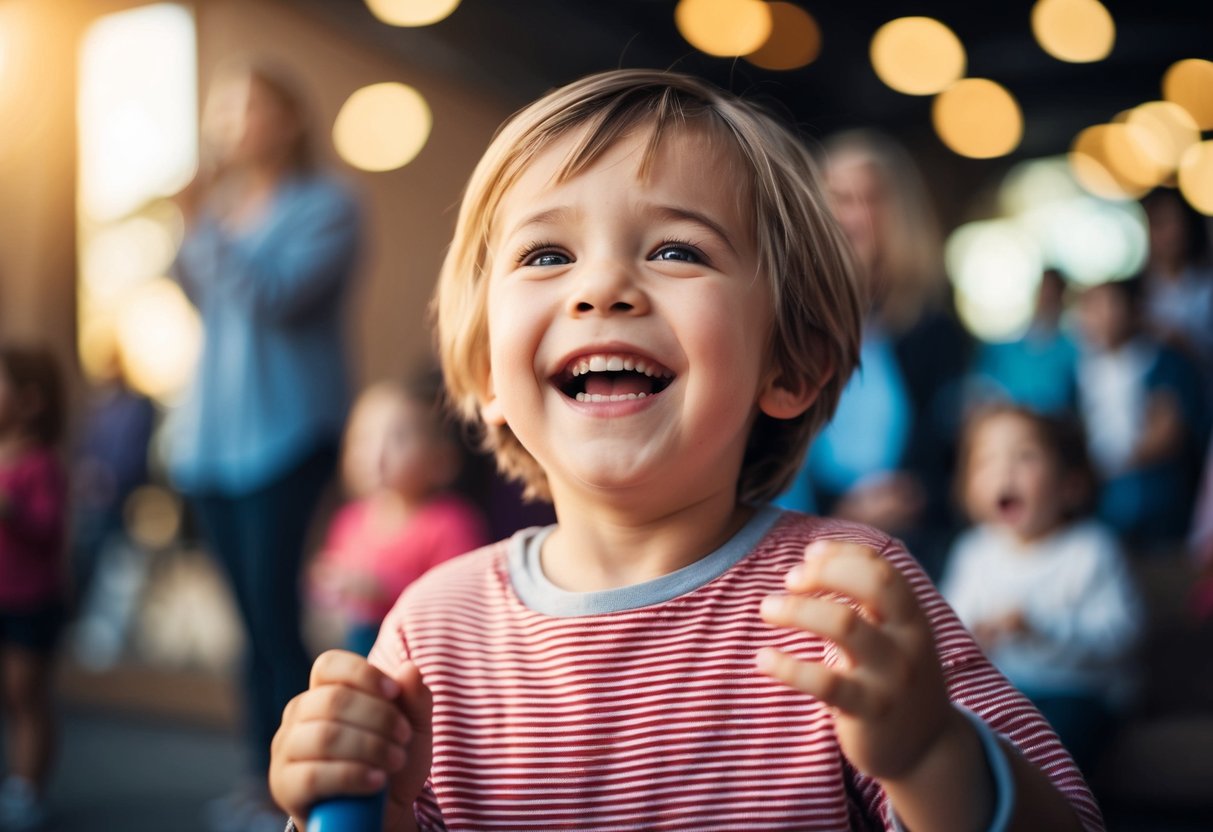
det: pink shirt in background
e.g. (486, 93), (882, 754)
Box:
(0, 447), (68, 610)
(316, 493), (489, 623)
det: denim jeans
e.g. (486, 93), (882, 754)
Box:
(191, 442), (338, 775)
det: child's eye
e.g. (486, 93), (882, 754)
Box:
(517, 241), (571, 267)
(651, 242), (704, 264)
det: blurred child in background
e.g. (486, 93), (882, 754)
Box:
(1074, 276), (1208, 550)
(309, 375), (488, 655)
(942, 403), (1143, 773)
(0, 345), (68, 832)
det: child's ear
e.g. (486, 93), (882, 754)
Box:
(757, 364), (833, 420)
(479, 371), (507, 427)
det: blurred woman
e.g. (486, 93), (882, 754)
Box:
(166, 61), (361, 832)
(777, 129), (970, 579)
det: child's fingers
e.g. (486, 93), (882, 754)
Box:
(290, 685), (413, 746)
(310, 649), (402, 700)
(759, 594), (896, 669)
(286, 759), (388, 807)
(788, 542), (916, 623)
(755, 648), (889, 717)
(392, 660), (434, 734)
(282, 719), (407, 772)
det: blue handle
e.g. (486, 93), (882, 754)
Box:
(308, 792), (384, 832)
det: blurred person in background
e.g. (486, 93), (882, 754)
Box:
(941, 403), (1143, 774)
(308, 373), (488, 656)
(971, 267), (1079, 414)
(776, 129), (971, 579)
(67, 349), (155, 667)
(165, 60), (362, 832)
(0, 345), (67, 832)
(1140, 188), (1213, 375)
(1074, 276), (1209, 552)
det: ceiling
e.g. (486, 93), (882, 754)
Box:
(294, 0), (1213, 221)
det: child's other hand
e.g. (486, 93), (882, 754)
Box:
(269, 649), (433, 831)
(757, 541), (952, 782)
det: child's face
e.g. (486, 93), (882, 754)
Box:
(345, 395), (446, 500)
(480, 125), (795, 508)
(826, 156), (885, 280)
(964, 413), (1066, 543)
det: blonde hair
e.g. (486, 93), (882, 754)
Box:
(434, 69), (862, 504)
(824, 129), (944, 334)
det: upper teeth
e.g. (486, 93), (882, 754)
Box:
(568, 354), (671, 378)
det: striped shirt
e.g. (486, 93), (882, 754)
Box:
(371, 509), (1104, 831)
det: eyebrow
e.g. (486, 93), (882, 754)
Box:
(649, 204), (739, 256)
(503, 206), (582, 241)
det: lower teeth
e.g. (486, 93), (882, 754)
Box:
(574, 392), (648, 402)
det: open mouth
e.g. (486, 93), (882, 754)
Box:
(552, 353), (675, 402)
(996, 492), (1024, 519)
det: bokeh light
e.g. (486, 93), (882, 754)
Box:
(333, 82), (432, 172)
(1069, 124), (1148, 200)
(364, 0), (461, 27)
(1030, 0), (1115, 63)
(1118, 101), (1200, 176)
(675, 0), (772, 58)
(932, 79), (1022, 159)
(744, 3), (821, 71)
(870, 17), (965, 96)
(954, 157), (1146, 340)
(1179, 141), (1213, 215)
(114, 278), (202, 400)
(1163, 59), (1213, 131)
(81, 217), (178, 303)
(77, 3), (197, 222)
(947, 220), (1042, 341)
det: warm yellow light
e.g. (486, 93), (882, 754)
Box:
(333, 82), (432, 173)
(115, 277), (202, 400)
(364, 0), (460, 27)
(1179, 141), (1213, 216)
(1031, 0), (1115, 63)
(1163, 59), (1213, 131)
(1102, 121), (1168, 191)
(675, 0), (772, 58)
(932, 79), (1022, 159)
(1117, 101), (1199, 178)
(744, 3), (821, 71)
(1069, 125), (1146, 200)
(870, 17), (965, 96)
(81, 217), (178, 302)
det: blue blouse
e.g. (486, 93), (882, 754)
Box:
(167, 174), (362, 496)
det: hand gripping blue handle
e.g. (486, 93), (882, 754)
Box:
(308, 792), (384, 832)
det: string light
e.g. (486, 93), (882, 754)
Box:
(1031, 0), (1115, 63)
(675, 0), (772, 58)
(870, 17), (965, 95)
(932, 79), (1022, 159)
(744, 3), (821, 71)
(333, 82), (432, 172)
(364, 0), (460, 27)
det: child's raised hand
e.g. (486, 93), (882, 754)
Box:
(269, 649), (433, 831)
(756, 540), (954, 783)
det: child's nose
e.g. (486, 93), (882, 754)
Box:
(566, 260), (651, 317)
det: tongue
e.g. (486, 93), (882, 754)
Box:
(584, 373), (654, 397)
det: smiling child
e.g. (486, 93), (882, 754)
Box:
(270, 70), (1103, 832)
